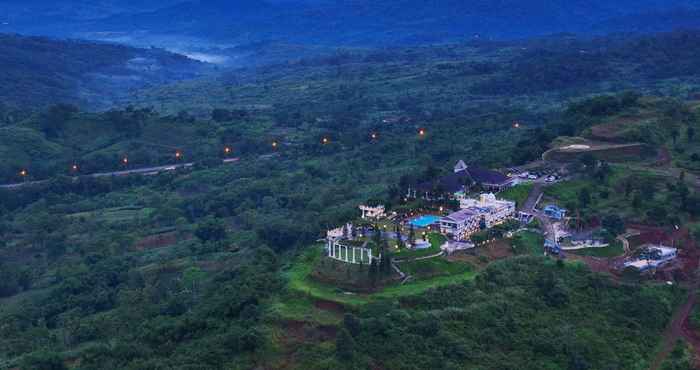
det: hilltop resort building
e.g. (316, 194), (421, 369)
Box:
(440, 193), (516, 241)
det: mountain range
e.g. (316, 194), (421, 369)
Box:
(2, 0), (700, 66)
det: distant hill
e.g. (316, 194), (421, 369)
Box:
(2, 0), (700, 67)
(0, 33), (209, 110)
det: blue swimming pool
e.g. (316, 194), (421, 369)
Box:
(409, 215), (441, 228)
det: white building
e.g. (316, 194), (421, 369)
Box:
(460, 193), (516, 228)
(327, 223), (354, 240)
(359, 204), (386, 220)
(440, 209), (481, 241)
(624, 245), (678, 271)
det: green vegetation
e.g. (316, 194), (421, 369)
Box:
(329, 257), (685, 370)
(511, 231), (545, 255)
(399, 258), (472, 279)
(571, 241), (625, 258)
(0, 33), (205, 110)
(499, 183), (534, 207)
(394, 233), (445, 260)
(5, 27), (700, 370)
(659, 340), (696, 370)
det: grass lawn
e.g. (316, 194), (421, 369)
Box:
(500, 183), (534, 208)
(512, 231), (544, 255)
(266, 293), (343, 326)
(399, 258), (472, 279)
(286, 244), (475, 308)
(571, 241), (625, 258)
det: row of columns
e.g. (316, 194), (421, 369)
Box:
(327, 240), (373, 265)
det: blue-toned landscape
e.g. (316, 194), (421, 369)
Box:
(2, 1), (700, 369)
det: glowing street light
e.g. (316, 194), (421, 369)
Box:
(513, 122), (521, 129)
(224, 147), (232, 155)
(19, 169), (27, 177)
(71, 164), (79, 172)
(370, 132), (378, 141)
(272, 141), (278, 149)
(175, 151), (182, 160)
(322, 137), (330, 145)
(122, 157), (129, 165)
(418, 128), (426, 136)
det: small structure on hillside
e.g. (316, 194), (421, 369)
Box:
(326, 223), (377, 265)
(624, 245), (678, 271)
(409, 162), (514, 200)
(359, 204), (386, 220)
(543, 205), (567, 220)
(439, 193), (516, 241)
(460, 193), (516, 227)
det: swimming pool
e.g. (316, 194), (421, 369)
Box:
(409, 215), (441, 228)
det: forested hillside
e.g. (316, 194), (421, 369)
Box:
(2, 0), (700, 68)
(130, 30), (700, 117)
(0, 34), (208, 110)
(4, 6), (700, 369)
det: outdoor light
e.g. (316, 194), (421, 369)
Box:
(513, 122), (521, 128)
(272, 141), (278, 148)
(20, 170), (27, 177)
(419, 128), (426, 136)
(122, 157), (129, 164)
(322, 137), (329, 144)
(371, 132), (378, 140)
(175, 151), (182, 159)
(71, 164), (78, 172)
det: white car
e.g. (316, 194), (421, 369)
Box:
(528, 175), (538, 180)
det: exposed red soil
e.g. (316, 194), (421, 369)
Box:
(447, 239), (513, 268)
(132, 232), (179, 251)
(313, 299), (346, 314)
(645, 225), (700, 370)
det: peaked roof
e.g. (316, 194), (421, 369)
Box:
(465, 166), (510, 185)
(454, 160), (468, 172)
(416, 171), (469, 193)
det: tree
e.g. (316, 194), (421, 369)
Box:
(195, 218), (227, 242)
(379, 240), (393, 277)
(602, 214), (625, 236)
(368, 259), (379, 287)
(21, 350), (67, 370)
(343, 313), (361, 337)
(408, 223), (416, 247)
(578, 188), (592, 208)
(336, 328), (355, 361)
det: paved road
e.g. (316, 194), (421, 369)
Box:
(0, 158), (240, 190)
(519, 181), (544, 213)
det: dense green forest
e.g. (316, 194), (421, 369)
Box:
(4, 27), (700, 370)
